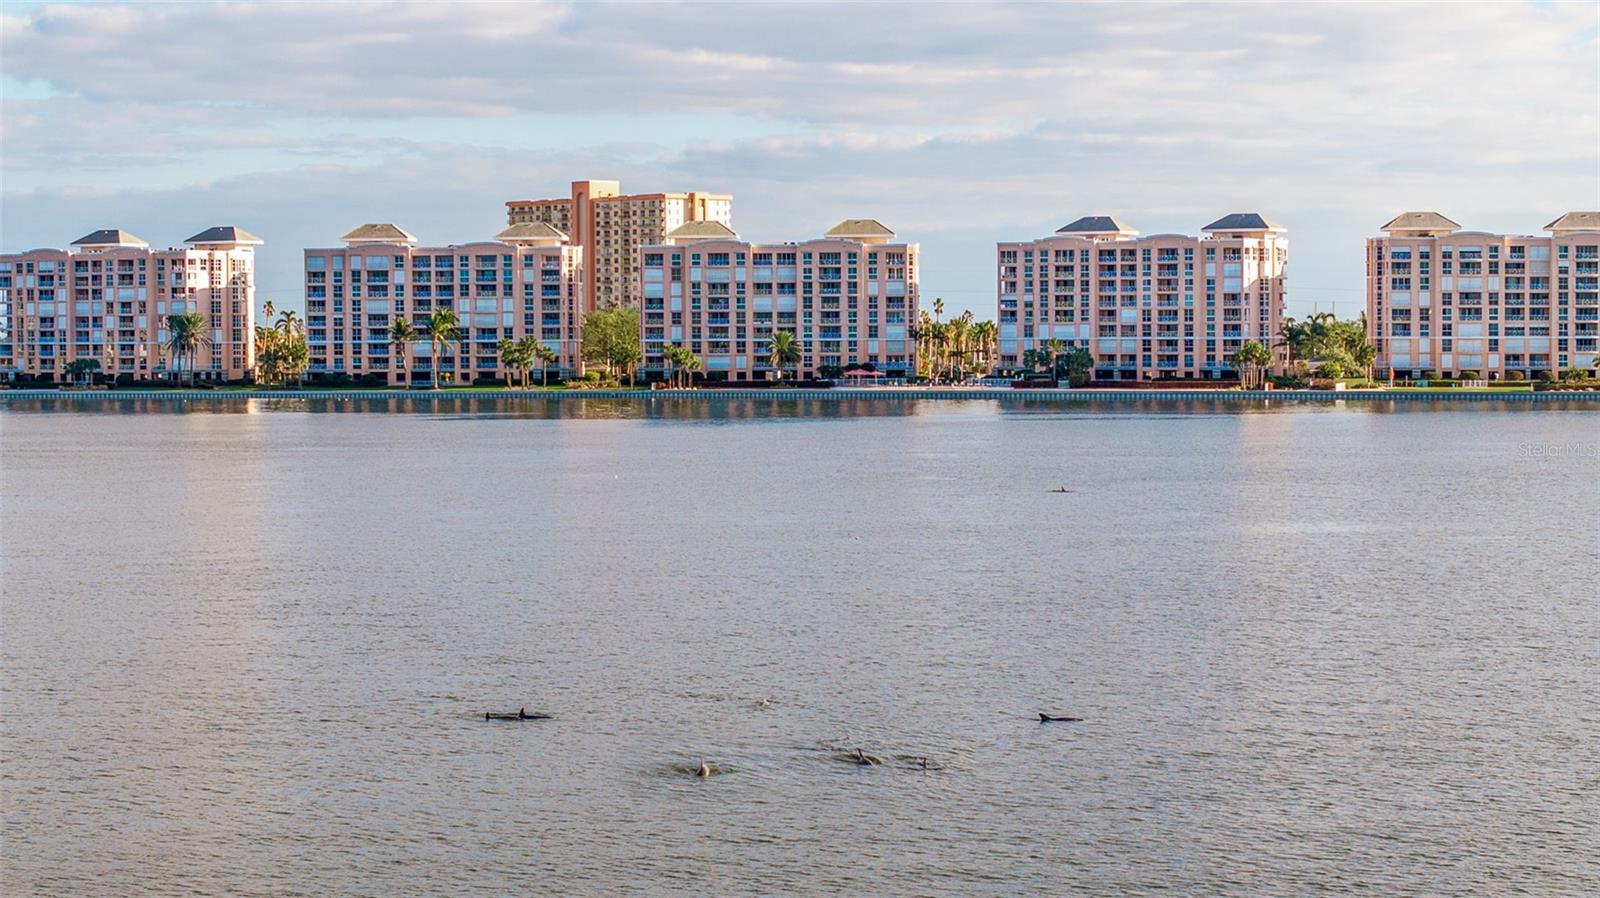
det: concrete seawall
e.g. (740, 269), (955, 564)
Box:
(3, 388), (1596, 403)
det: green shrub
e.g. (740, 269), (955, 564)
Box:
(1537, 370), (1556, 382)
(567, 371), (620, 389)
(1503, 370), (1525, 382)
(1459, 370), (1481, 380)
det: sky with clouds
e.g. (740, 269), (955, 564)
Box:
(2, 0), (1596, 319)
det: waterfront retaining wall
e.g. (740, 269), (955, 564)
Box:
(3, 388), (1596, 403)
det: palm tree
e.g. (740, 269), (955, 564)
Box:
(1303, 311), (1336, 362)
(508, 336), (540, 388)
(910, 310), (930, 380)
(531, 341), (559, 387)
(1231, 340), (1272, 389)
(927, 320), (948, 381)
(911, 309), (954, 382)
(946, 311), (973, 382)
(662, 345), (698, 389)
(252, 301), (277, 385)
(64, 358), (101, 386)
(766, 330), (801, 385)
(680, 351), (701, 389)
(389, 317), (417, 386)
(422, 309), (460, 389)
(1041, 338), (1068, 379)
(497, 338), (521, 388)
(164, 312), (211, 386)
(661, 344), (679, 389)
(275, 310), (306, 385)
(1275, 316), (1302, 374)
(969, 320), (997, 376)
(254, 323), (280, 385)
(1353, 341), (1377, 384)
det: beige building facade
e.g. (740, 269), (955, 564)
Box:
(639, 219), (918, 381)
(997, 214), (1288, 381)
(1366, 212), (1600, 378)
(304, 223), (584, 385)
(507, 180), (732, 310)
(0, 227), (260, 382)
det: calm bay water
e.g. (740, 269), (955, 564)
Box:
(2, 397), (1597, 896)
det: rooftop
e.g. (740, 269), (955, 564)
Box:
(663, 220), (740, 241)
(494, 222), (570, 244)
(823, 219), (896, 241)
(1545, 211), (1600, 233)
(71, 228), (149, 248)
(185, 226), (263, 246)
(1202, 213), (1285, 232)
(1380, 211), (1461, 235)
(340, 223), (417, 245)
(1055, 216), (1138, 236)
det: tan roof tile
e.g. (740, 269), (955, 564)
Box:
(340, 223), (417, 243)
(71, 228), (148, 247)
(1544, 211), (1600, 233)
(823, 219), (896, 239)
(185, 226), (263, 245)
(1055, 216), (1137, 235)
(1380, 212), (1461, 234)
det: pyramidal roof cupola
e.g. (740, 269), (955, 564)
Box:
(71, 229), (149, 249)
(185, 226), (263, 248)
(823, 219), (896, 243)
(494, 222), (570, 245)
(340, 223), (417, 246)
(1054, 216), (1138, 238)
(1380, 212), (1461, 236)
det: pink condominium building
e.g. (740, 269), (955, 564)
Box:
(639, 219), (919, 381)
(506, 179), (732, 309)
(997, 214), (1288, 381)
(0, 227), (260, 383)
(1366, 212), (1600, 379)
(304, 223), (584, 385)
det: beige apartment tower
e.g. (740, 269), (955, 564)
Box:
(0, 227), (261, 382)
(639, 219), (919, 381)
(303, 223), (585, 385)
(997, 214), (1288, 381)
(506, 180), (732, 310)
(1366, 212), (1600, 379)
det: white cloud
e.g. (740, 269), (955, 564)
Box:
(1, 0), (1596, 319)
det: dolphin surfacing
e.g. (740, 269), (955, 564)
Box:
(486, 707), (552, 721)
